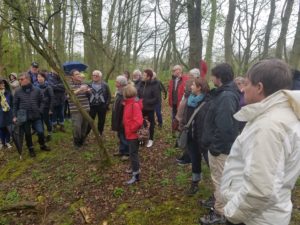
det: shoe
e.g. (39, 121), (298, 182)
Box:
(146, 140), (153, 148)
(0, 143), (3, 150)
(46, 134), (51, 142)
(199, 195), (215, 209)
(5, 143), (12, 149)
(59, 125), (66, 132)
(40, 145), (51, 151)
(199, 208), (225, 224)
(177, 159), (191, 166)
(185, 182), (199, 196)
(29, 148), (36, 157)
(121, 155), (129, 161)
(113, 152), (122, 157)
(126, 173), (140, 185)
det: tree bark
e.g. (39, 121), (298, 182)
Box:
(205, 0), (216, 74)
(262, 0), (276, 59)
(224, 0), (236, 64)
(290, 2), (300, 69)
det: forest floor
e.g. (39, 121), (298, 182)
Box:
(1, 101), (300, 225)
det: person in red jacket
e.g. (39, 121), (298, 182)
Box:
(123, 84), (144, 184)
(168, 65), (188, 123)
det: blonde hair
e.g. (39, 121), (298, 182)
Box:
(123, 84), (137, 99)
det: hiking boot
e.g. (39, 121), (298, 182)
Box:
(126, 173), (140, 185)
(199, 195), (215, 209)
(29, 148), (36, 157)
(41, 145), (51, 151)
(185, 182), (199, 196)
(199, 208), (225, 224)
(5, 143), (12, 149)
(177, 159), (191, 166)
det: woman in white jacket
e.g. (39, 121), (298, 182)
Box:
(220, 59), (300, 225)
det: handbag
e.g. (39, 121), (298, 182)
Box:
(177, 102), (206, 149)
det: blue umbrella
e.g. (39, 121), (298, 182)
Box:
(63, 61), (88, 75)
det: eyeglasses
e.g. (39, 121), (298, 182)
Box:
(18, 78), (25, 81)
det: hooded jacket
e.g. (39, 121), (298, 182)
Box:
(202, 81), (240, 155)
(220, 90), (300, 225)
(123, 97), (143, 140)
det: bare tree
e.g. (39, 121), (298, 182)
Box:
(224, 0), (236, 64)
(290, 2), (300, 69)
(262, 0), (276, 59)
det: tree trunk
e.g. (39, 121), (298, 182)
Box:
(262, 0), (276, 59)
(205, 0), (216, 74)
(290, 2), (300, 69)
(187, 0), (202, 69)
(224, 0), (236, 64)
(275, 0), (294, 59)
(53, 0), (63, 64)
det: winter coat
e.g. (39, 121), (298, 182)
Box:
(221, 90), (300, 225)
(88, 81), (111, 109)
(36, 82), (54, 111)
(47, 72), (66, 106)
(123, 97), (143, 140)
(137, 79), (160, 111)
(202, 81), (240, 155)
(0, 80), (13, 128)
(13, 83), (43, 121)
(168, 75), (189, 107)
(292, 70), (300, 90)
(111, 91), (124, 132)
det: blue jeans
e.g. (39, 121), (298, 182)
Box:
(155, 103), (163, 126)
(52, 104), (64, 125)
(0, 127), (11, 145)
(118, 131), (129, 155)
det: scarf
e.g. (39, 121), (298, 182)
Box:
(0, 90), (10, 112)
(187, 93), (205, 108)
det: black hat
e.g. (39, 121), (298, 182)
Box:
(31, 62), (39, 68)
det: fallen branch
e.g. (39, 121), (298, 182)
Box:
(0, 201), (39, 213)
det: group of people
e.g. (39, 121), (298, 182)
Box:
(1, 58), (300, 225)
(167, 59), (300, 225)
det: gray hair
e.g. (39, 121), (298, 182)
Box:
(92, 70), (102, 77)
(116, 75), (128, 86)
(132, 69), (142, 77)
(189, 68), (200, 78)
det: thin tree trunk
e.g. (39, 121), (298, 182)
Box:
(224, 0), (236, 64)
(205, 0), (216, 74)
(262, 0), (276, 59)
(290, 2), (300, 69)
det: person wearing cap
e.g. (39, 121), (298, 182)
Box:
(13, 72), (51, 157)
(8, 73), (20, 95)
(86, 70), (111, 136)
(111, 75), (129, 159)
(0, 78), (13, 150)
(68, 69), (91, 149)
(28, 62), (39, 86)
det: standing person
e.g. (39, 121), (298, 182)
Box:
(8, 73), (20, 95)
(137, 69), (160, 148)
(87, 70), (111, 136)
(184, 78), (210, 196)
(112, 75), (129, 159)
(292, 69), (300, 90)
(0, 78), (13, 149)
(168, 65), (188, 124)
(68, 69), (90, 149)
(200, 63), (240, 224)
(153, 72), (167, 128)
(28, 62), (39, 86)
(122, 84), (144, 184)
(47, 71), (66, 132)
(36, 71), (54, 141)
(132, 69), (142, 89)
(13, 73), (50, 157)
(221, 59), (300, 225)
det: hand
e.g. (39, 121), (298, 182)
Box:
(13, 117), (17, 123)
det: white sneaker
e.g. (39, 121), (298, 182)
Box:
(6, 143), (12, 149)
(146, 140), (153, 148)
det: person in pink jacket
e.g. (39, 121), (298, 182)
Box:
(123, 84), (144, 184)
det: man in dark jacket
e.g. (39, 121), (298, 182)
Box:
(13, 73), (50, 157)
(87, 70), (111, 135)
(292, 69), (300, 90)
(200, 63), (240, 224)
(47, 71), (66, 132)
(111, 75), (129, 158)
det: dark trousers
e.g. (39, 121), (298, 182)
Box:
(226, 221), (245, 225)
(41, 108), (52, 133)
(20, 119), (45, 149)
(155, 103), (163, 126)
(71, 112), (89, 146)
(0, 127), (11, 145)
(52, 104), (64, 125)
(118, 131), (129, 155)
(142, 110), (155, 140)
(87, 105), (107, 135)
(64, 100), (71, 119)
(172, 104), (177, 121)
(187, 137), (202, 174)
(128, 139), (140, 172)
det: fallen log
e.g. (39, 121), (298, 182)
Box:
(0, 201), (39, 213)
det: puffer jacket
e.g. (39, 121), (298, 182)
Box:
(47, 72), (66, 106)
(36, 82), (54, 111)
(221, 90), (300, 225)
(137, 79), (160, 111)
(123, 97), (143, 140)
